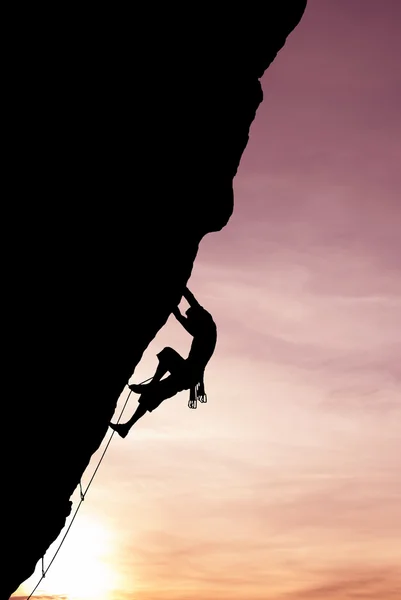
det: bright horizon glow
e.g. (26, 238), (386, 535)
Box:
(19, 514), (119, 600)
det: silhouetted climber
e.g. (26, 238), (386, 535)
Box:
(109, 287), (217, 438)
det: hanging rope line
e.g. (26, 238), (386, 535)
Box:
(26, 376), (153, 600)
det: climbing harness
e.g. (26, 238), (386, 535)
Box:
(26, 370), (208, 598)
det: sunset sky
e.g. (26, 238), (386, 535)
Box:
(14, 1), (401, 599)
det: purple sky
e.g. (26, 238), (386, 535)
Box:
(14, 2), (401, 599)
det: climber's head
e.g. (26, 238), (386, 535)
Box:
(186, 305), (203, 321)
(185, 307), (195, 319)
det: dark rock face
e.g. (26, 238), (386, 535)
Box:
(4, 3), (307, 597)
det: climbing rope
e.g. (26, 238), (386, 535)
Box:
(26, 376), (152, 599)
(26, 371), (208, 598)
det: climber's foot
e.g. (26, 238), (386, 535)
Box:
(109, 422), (130, 439)
(129, 383), (148, 393)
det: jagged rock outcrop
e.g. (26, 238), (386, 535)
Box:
(4, 3), (307, 598)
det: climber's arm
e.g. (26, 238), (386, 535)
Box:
(182, 287), (201, 308)
(172, 306), (192, 333)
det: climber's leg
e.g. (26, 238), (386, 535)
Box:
(109, 401), (148, 438)
(129, 347), (185, 393)
(110, 372), (186, 439)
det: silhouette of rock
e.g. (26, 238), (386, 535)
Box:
(4, 2), (307, 597)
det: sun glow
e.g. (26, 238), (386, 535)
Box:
(20, 514), (119, 600)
